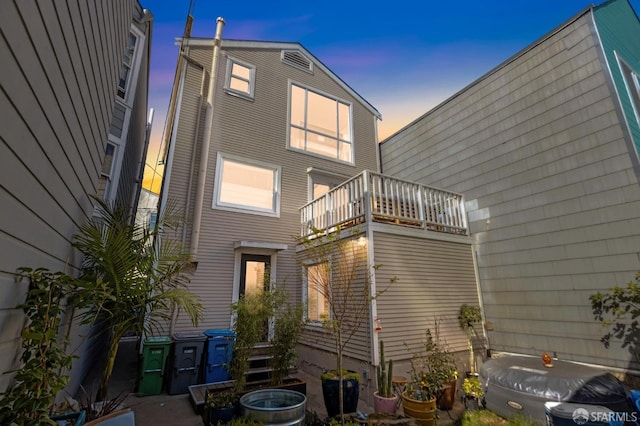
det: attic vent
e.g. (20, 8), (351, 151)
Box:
(281, 50), (313, 73)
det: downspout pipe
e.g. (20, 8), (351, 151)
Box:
(190, 17), (225, 263)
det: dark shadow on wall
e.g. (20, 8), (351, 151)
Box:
(590, 271), (640, 388)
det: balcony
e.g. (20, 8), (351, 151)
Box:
(300, 170), (468, 238)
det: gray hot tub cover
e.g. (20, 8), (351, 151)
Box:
(479, 356), (630, 406)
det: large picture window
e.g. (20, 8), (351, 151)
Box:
(289, 83), (353, 163)
(213, 154), (280, 216)
(305, 262), (330, 323)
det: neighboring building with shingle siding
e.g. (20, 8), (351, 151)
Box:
(380, 0), (640, 371)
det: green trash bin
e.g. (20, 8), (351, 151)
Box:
(139, 336), (171, 395)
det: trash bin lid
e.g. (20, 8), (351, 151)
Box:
(173, 331), (205, 341)
(546, 401), (612, 419)
(203, 329), (235, 338)
(144, 336), (171, 345)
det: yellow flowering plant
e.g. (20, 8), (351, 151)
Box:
(405, 327), (457, 401)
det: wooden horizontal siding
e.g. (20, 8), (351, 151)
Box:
(0, 0), (144, 393)
(372, 231), (479, 362)
(296, 235), (373, 364)
(167, 43), (379, 335)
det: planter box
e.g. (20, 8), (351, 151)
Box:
(189, 377), (307, 414)
(189, 380), (235, 413)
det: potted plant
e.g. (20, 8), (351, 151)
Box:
(433, 321), (458, 411)
(72, 197), (204, 402)
(0, 268), (77, 425)
(373, 340), (398, 414)
(438, 369), (458, 411)
(458, 304), (483, 376)
(461, 376), (484, 410)
(297, 227), (393, 422)
(402, 327), (455, 426)
(204, 388), (239, 425)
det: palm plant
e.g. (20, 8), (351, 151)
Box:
(73, 197), (203, 401)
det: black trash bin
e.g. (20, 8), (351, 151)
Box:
(203, 329), (235, 384)
(167, 331), (206, 395)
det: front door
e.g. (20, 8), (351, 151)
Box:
(239, 254), (271, 340)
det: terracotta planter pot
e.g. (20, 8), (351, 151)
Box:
(438, 379), (457, 410)
(401, 391), (436, 426)
(373, 391), (398, 414)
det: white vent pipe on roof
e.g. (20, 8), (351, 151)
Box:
(190, 17), (225, 262)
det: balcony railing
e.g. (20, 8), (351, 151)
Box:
(300, 170), (468, 237)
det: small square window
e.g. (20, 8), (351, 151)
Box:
(225, 57), (256, 99)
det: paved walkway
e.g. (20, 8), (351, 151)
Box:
(107, 339), (464, 425)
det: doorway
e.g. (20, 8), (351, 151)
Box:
(239, 254), (271, 296)
(239, 254), (271, 342)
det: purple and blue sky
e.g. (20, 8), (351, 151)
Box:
(141, 0), (640, 192)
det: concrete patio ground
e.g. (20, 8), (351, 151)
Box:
(106, 338), (464, 425)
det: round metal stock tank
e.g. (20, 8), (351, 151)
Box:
(240, 389), (306, 426)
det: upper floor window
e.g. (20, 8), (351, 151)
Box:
(213, 153), (281, 217)
(97, 143), (116, 201)
(225, 57), (256, 99)
(117, 32), (138, 100)
(289, 83), (353, 164)
(620, 57), (640, 125)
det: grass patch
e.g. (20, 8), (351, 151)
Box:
(453, 409), (539, 426)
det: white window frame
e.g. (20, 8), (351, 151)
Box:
(98, 142), (117, 202)
(224, 56), (256, 100)
(287, 81), (354, 164)
(307, 168), (350, 201)
(617, 53), (640, 126)
(117, 25), (145, 105)
(302, 261), (331, 326)
(212, 153), (281, 217)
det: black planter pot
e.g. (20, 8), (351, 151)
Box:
(463, 395), (480, 411)
(203, 405), (236, 425)
(321, 376), (359, 418)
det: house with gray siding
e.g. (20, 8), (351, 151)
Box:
(161, 19), (483, 396)
(380, 0), (640, 373)
(0, 1), (153, 394)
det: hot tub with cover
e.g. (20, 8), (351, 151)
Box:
(480, 355), (634, 424)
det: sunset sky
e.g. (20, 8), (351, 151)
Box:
(141, 0), (640, 193)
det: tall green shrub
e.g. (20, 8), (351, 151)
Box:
(73, 197), (203, 401)
(270, 291), (305, 385)
(230, 290), (275, 393)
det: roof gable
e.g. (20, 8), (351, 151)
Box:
(179, 37), (381, 119)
